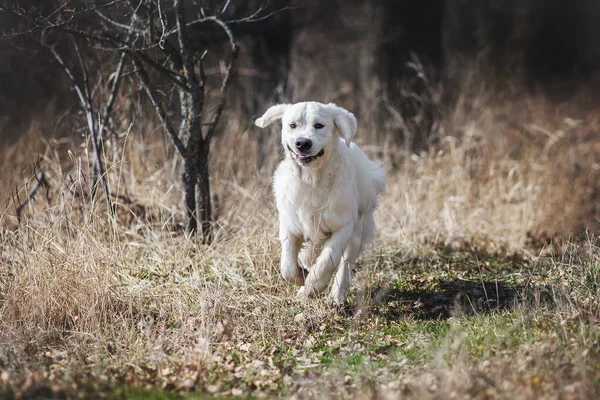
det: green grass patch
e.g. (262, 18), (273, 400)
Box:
(114, 386), (256, 400)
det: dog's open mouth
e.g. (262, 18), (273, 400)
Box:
(287, 146), (325, 165)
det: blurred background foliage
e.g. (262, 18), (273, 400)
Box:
(2, 0), (599, 146)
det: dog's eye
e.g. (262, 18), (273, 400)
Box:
(289, 123), (297, 129)
(314, 123), (324, 129)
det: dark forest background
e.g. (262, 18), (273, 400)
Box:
(1, 0), (599, 147)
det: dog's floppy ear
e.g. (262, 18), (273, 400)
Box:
(325, 103), (357, 147)
(255, 104), (291, 128)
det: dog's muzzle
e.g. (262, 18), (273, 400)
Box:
(287, 145), (325, 165)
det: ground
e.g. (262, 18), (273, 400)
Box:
(1, 76), (600, 399)
(1, 228), (599, 399)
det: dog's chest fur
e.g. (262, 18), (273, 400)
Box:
(274, 159), (353, 243)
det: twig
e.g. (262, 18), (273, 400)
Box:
(98, 51), (126, 140)
(95, 10), (144, 34)
(164, 4), (289, 38)
(219, 0), (231, 16)
(72, 36), (92, 105)
(98, 9), (138, 140)
(49, 42), (115, 218)
(72, 37), (111, 212)
(133, 57), (186, 156)
(202, 16), (238, 140)
(56, 27), (189, 90)
(16, 171), (49, 222)
(0, 1), (127, 38)
(72, 35), (99, 185)
(226, 6), (289, 24)
(156, 0), (167, 48)
(49, 46), (86, 107)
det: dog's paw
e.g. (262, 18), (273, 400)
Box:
(327, 290), (351, 313)
(281, 266), (307, 286)
(296, 286), (313, 301)
(326, 292), (346, 308)
(296, 286), (308, 300)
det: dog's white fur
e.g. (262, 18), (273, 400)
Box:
(255, 102), (385, 304)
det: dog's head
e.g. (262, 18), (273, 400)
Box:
(255, 102), (357, 167)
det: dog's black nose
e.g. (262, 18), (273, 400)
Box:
(295, 138), (312, 153)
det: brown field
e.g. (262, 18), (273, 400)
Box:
(1, 70), (600, 399)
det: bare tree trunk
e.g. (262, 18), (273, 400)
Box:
(195, 141), (212, 244)
(182, 140), (211, 243)
(182, 158), (198, 234)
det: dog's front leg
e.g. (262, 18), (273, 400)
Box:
(329, 220), (363, 305)
(280, 222), (306, 286)
(297, 223), (354, 299)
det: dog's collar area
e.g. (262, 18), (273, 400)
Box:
(287, 146), (325, 165)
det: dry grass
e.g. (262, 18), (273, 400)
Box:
(1, 77), (600, 399)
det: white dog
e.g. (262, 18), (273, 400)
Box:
(255, 102), (385, 304)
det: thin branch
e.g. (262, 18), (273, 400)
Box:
(98, 9), (139, 139)
(0, 1), (128, 38)
(72, 37), (100, 191)
(49, 46), (87, 108)
(130, 48), (188, 90)
(225, 6), (289, 24)
(98, 50), (127, 139)
(57, 27), (189, 90)
(72, 36), (93, 118)
(156, 0), (168, 48)
(95, 10), (144, 35)
(4, 1), (253, 96)
(163, 4), (289, 39)
(203, 16), (238, 139)
(49, 43), (115, 218)
(160, 35), (184, 71)
(133, 57), (186, 156)
(16, 170), (49, 223)
(219, 0), (231, 16)
(230, 3), (266, 23)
